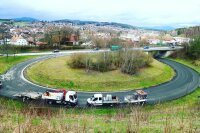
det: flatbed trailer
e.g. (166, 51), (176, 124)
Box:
(124, 90), (147, 105)
(13, 92), (42, 102)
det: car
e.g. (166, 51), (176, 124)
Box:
(53, 49), (60, 53)
(143, 46), (149, 49)
(0, 81), (2, 89)
(93, 47), (99, 50)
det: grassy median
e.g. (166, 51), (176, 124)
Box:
(26, 56), (174, 91)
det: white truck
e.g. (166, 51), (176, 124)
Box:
(87, 94), (120, 107)
(124, 90), (147, 105)
(14, 89), (78, 106)
(42, 90), (77, 106)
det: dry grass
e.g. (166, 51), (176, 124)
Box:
(0, 102), (199, 133)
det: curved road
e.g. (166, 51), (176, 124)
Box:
(0, 52), (199, 107)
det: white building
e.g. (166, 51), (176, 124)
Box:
(148, 39), (161, 44)
(10, 35), (28, 45)
(173, 37), (190, 44)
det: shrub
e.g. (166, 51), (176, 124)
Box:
(68, 51), (153, 75)
(193, 60), (200, 66)
(68, 53), (87, 69)
(121, 51), (153, 74)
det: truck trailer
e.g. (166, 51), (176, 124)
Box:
(14, 89), (78, 106)
(124, 90), (147, 105)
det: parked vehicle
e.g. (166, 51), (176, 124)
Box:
(93, 47), (99, 50)
(87, 94), (120, 107)
(42, 90), (77, 106)
(124, 90), (147, 105)
(53, 49), (60, 53)
(0, 81), (2, 89)
(143, 46), (149, 49)
(14, 89), (78, 106)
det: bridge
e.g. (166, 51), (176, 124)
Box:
(1, 46), (183, 57)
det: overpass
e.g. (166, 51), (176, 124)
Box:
(1, 46), (183, 57)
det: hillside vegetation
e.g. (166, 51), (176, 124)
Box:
(176, 26), (200, 37)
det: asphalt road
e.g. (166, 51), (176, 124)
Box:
(0, 52), (199, 107)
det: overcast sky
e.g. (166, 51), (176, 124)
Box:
(0, 0), (200, 27)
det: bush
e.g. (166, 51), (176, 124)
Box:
(68, 51), (153, 75)
(121, 51), (153, 74)
(193, 60), (200, 66)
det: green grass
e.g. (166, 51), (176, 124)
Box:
(26, 56), (174, 91)
(0, 56), (38, 74)
(169, 58), (200, 73)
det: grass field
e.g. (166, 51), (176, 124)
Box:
(0, 58), (200, 132)
(0, 56), (38, 74)
(26, 56), (174, 91)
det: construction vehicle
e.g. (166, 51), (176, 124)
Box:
(124, 90), (147, 105)
(42, 90), (77, 106)
(14, 89), (78, 106)
(87, 94), (120, 107)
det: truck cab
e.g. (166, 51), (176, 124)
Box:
(65, 91), (78, 105)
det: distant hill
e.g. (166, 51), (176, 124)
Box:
(0, 19), (12, 22)
(13, 17), (39, 22)
(54, 19), (137, 29)
(143, 26), (176, 31)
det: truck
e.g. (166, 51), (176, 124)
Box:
(13, 89), (78, 106)
(87, 94), (120, 107)
(124, 90), (147, 105)
(42, 90), (77, 106)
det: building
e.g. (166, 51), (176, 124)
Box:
(173, 37), (190, 45)
(65, 34), (79, 45)
(148, 39), (161, 44)
(10, 35), (28, 45)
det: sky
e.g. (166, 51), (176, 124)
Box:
(0, 0), (200, 27)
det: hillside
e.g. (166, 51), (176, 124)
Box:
(54, 19), (137, 29)
(13, 17), (39, 22)
(176, 26), (200, 37)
